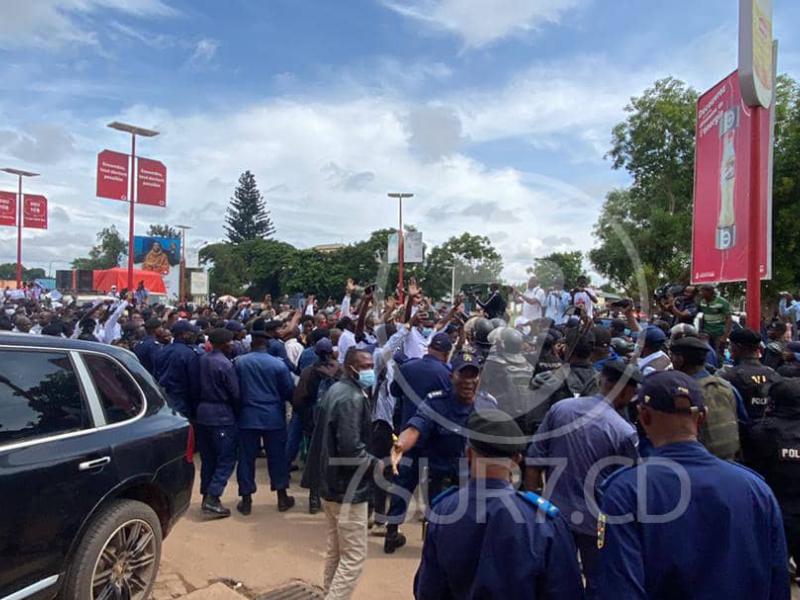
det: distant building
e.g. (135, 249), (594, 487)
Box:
(313, 243), (345, 254)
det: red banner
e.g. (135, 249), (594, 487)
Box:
(97, 149), (130, 200)
(691, 70), (772, 283)
(23, 195), (47, 229)
(0, 191), (16, 227)
(136, 157), (167, 207)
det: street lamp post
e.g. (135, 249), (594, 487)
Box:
(175, 224), (192, 303)
(388, 192), (413, 302)
(107, 121), (159, 292)
(1, 167), (39, 289)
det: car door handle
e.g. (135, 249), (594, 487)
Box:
(79, 456), (111, 471)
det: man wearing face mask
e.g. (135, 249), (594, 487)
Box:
(302, 347), (380, 600)
(387, 351), (497, 554)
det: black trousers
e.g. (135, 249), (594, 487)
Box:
(369, 420), (394, 524)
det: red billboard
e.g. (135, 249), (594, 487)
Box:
(136, 157), (167, 207)
(0, 191), (16, 227)
(23, 195), (47, 229)
(691, 70), (772, 283)
(97, 149), (129, 200)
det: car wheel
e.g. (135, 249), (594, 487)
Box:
(60, 499), (162, 600)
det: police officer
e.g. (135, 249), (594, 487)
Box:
(414, 409), (583, 599)
(669, 335), (746, 460)
(252, 317), (294, 372)
(526, 359), (641, 597)
(133, 317), (163, 376)
(156, 320), (201, 417)
(225, 320), (249, 357)
(384, 333), (453, 553)
(743, 378), (800, 573)
(387, 351), (497, 553)
(718, 328), (782, 420)
(466, 317), (495, 364)
(480, 327), (541, 434)
(597, 371), (789, 599)
(196, 328), (241, 518)
(234, 330), (296, 515)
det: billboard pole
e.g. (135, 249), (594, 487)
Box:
(388, 192), (413, 302)
(1, 167), (39, 289)
(107, 122), (160, 293)
(128, 132), (136, 293)
(746, 108), (763, 325)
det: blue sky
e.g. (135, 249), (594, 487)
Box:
(1, 0), (798, 281)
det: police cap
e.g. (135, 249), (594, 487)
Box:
(429, 332), (453, 353)
(144, 317), (162, 332)
(171, 320), (195, 335)
(225, 320), (245, 332)
(729, 328), (762, 348)
(637, 370), (705, 414)
(668, 335), (711, 354)
(467, 409), (527, 457)
(451, 351), (481, 374)
(601, 359), (643, 386)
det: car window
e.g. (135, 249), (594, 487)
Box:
(83, 354), (143, 424)
(0, 350), (90, 445)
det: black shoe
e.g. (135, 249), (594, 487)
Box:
(309, 494), (321, 514)
(384, 532), (407, 554)
(289, 464), (300, 472)
(278, 492), (296, 512)
(201, 495), (231, 519)
(237, 495), (252, 516)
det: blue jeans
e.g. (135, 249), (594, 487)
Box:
(196, 424), (237, 498)
(237, 427), (290, 496)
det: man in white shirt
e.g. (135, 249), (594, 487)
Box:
(546, 283), (572, 325)
(336, 316), (357, 364)
(515, 276), (545, 328)
(571, 275), (598, 319)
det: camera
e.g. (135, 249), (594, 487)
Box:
(654, 283), (685, 302)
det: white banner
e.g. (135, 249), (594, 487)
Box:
(388, 231), (423, 264)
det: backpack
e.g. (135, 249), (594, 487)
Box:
(698, 376), (740, 460)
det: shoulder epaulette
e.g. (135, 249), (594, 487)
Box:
(517, 491), (559, 518)
(430, 486), (458, 508)
(425, 389), (447, 401)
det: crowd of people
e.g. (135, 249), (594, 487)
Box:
(3, 274), (800, 599)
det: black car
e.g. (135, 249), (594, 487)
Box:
(0, 332), (195, 600)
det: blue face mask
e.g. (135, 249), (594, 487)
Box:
(356, 369), (376, 389)
(422, 327), (434, 338)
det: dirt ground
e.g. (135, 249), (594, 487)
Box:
(153, 458), (423, 599)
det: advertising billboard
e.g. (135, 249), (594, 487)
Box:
(388, 231), (424, 264)
(133, 235), (181, 299)
(96, 149), (129, 200)
(691, 70), (773, 284)
(739, 0), (773, 108)
(23, 195), (47, 229)
(136, 157), (167, 206)
(0, 192), (15, 227)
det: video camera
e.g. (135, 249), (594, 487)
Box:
(654, 283), (685, 303)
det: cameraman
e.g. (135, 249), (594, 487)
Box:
(666, 285), (699, 326)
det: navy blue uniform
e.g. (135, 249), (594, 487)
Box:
(598, 441), (789, 599)
(267, 338), (295, 373)
(196, 350), (240, 498)
(414, 479), (583, 599)
(133, 335), (162, 376)
(155, 340), (200, 417)
(234, 350), (295, 495)
(386, 356), (453, 525)
(389, 389), (496, 524)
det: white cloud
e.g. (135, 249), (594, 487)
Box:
(0, 0), (175, 49)
(188, 38), (219, 68)
(383, 0), (585, 48)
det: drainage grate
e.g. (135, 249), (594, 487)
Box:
(256, 581), (323, 600)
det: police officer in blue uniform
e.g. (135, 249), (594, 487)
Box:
(597, 370), (790, 599)
(414, 409), (584, 599)
(234, 330), (297, 515)
(384, 333), (453, 552)
(196, 328), (241, 518)
(155, 320), (201, 417)
(387, 351), (496, 554)
(133, 317), (163, 376)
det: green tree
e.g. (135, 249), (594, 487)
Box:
(764, 75), (800, 307)
(224, 171), (276, 243)
(590, 77), (698, 290)
(147, 224), (180, 239)
(72, 226), (127, 270)
(0, 264), (46, 280)
(424, 233), (503, 300)
(529, 251), (583, 289)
